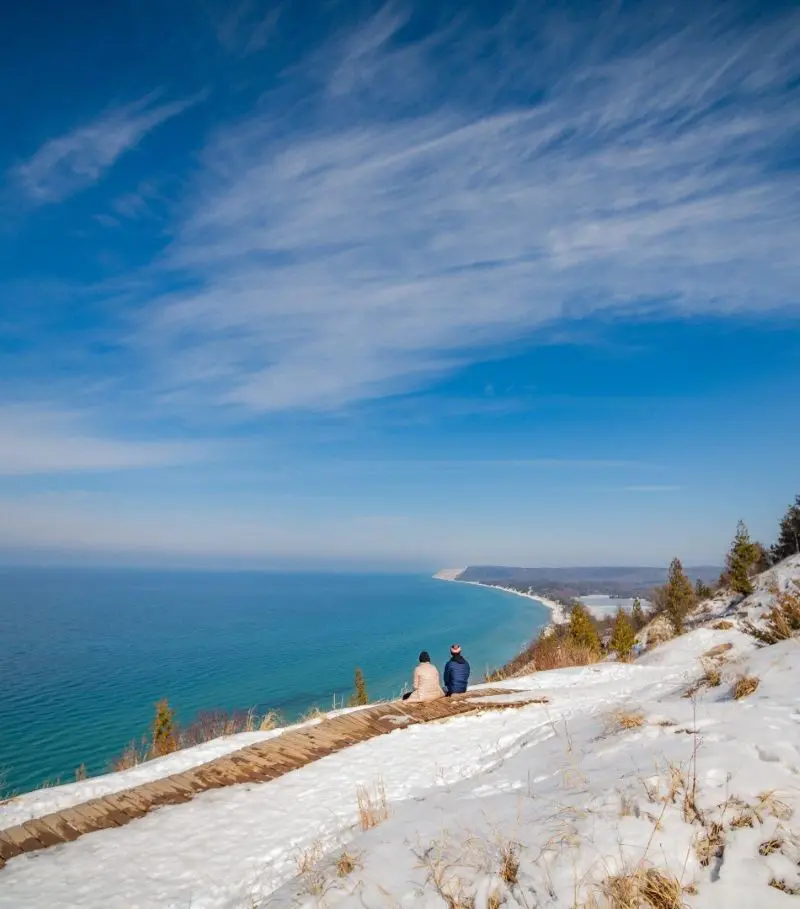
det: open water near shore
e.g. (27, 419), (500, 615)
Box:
(0, 568), (549, 795)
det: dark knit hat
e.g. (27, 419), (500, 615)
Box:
(419, 650), (430, 663)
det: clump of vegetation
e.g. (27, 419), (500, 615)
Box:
(569, 602), (601, 652)
(662, 558), (695, 634)
(771, 494), (800, 563)
(631, 597), (646, 631)
(733, 675), (760, 699)
(348, 667), (369, 707)
(592, 867), (685, 909)
(695, 579), (713, 601)
(356, 779), (389, 830)
(610, 608), (636, 661)
(744, 584), (800, 644)
(713, 620), (734, 630)
(607, 708), (646, 732)
(336, 849), (362, 877)
(725, 521), (761, 596)
(151, 699), (178, 756)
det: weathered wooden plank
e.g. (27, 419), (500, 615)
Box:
(21, 818), (70, 848)
(0, 832), (24, 861)
(1, 824), (43, 853)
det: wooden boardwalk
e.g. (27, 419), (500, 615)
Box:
(0, 690), (542, 869)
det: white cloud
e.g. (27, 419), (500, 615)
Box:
(0, 405), (203, 475)
(134, 4), (799, 414)
(13, 93), (200, 203)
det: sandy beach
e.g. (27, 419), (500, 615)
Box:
(434, 574), (569, 627)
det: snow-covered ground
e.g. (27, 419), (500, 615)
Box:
(2, 558), (799, 908)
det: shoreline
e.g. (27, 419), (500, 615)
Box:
(434, 575), (569, 628)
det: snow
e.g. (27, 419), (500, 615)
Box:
(2, 557), (800, 908)
(0, 721), (322, 830)
(579, 594), (651, 618)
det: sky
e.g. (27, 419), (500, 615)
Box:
(0, 0), (798, 570)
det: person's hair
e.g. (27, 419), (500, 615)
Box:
(419, 650), (430, 663)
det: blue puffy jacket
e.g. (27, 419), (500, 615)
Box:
(443, 654), (470, 694)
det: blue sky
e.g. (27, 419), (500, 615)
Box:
(0, 0), (798, 568)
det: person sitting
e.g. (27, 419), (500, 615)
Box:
(443, 644), (470, 696)
(402, 651), (445, 702)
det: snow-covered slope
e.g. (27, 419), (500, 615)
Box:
(2, 558), (800, 909)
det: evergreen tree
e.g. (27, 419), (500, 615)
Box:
(664, 558), (694, 634)
(348, 668), (369, 707)
(726, 520), (758, 596)
(631, 597), (645, 630)
(610, 608), (635, 661)
(151, 699), (177, 757)
(772, 495), (800, 563)
(568, 603), (600, 651)
(695, 579), (712, 601)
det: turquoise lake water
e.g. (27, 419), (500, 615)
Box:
(0, 568), (549, 795)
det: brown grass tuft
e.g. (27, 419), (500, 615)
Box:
(743, 584), (800, 644)
(499, 840), (520, 885)
(695, 822), (725, 867)
(733, 675), (760, 699)
(759, 838), (783, 856)
(596, 867), (685, 909)
(486, 890), (504, 909)
(703, 642), (733, 659)
(684, 659), (722, 697)
(713, 620), (734, 630)
(357, 778), (389, 830)
(607, 709), (646, 732)
(770, 878), (800, 896)
(336, 849), (361, 877)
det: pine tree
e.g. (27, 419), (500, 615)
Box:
(664, 557), (694, 634)
(726, 520), (758, 596)
(610, 608), (635, 661)
(695, 579), (712, 601)
(772, 495), (800, 563)
(631, 597), (645, 630)
(568, 603), (600, 651)
(151, 699), (177, 757)
(347, 668), (369, 707)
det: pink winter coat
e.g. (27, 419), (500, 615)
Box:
(406, 661), (444, 702)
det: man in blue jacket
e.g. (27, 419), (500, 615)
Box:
(443, 644), (470, 696)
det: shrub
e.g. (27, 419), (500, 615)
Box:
(348, 667), (369, 707)
(485, 624), (600, 679)
(726, 521), (759, 596)
(744, 584), (800, 644)
(569, 603), (601, 651)
(151, 699), (178, 757)
(663, 558), (695, 634)
(610, 608), (636, 661)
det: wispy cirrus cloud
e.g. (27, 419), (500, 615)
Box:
(133, 2), (799, 415)
(0, 405), (204, 475)
(13, 93), (201, 203)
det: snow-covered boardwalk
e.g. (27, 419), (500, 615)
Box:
(0, 688), (539, 869)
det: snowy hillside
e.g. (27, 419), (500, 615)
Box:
(1, 558), (800, 908)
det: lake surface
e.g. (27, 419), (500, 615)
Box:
(0, 568), (549, 795)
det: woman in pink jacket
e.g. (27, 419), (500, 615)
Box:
(402, 651), (445, 702)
